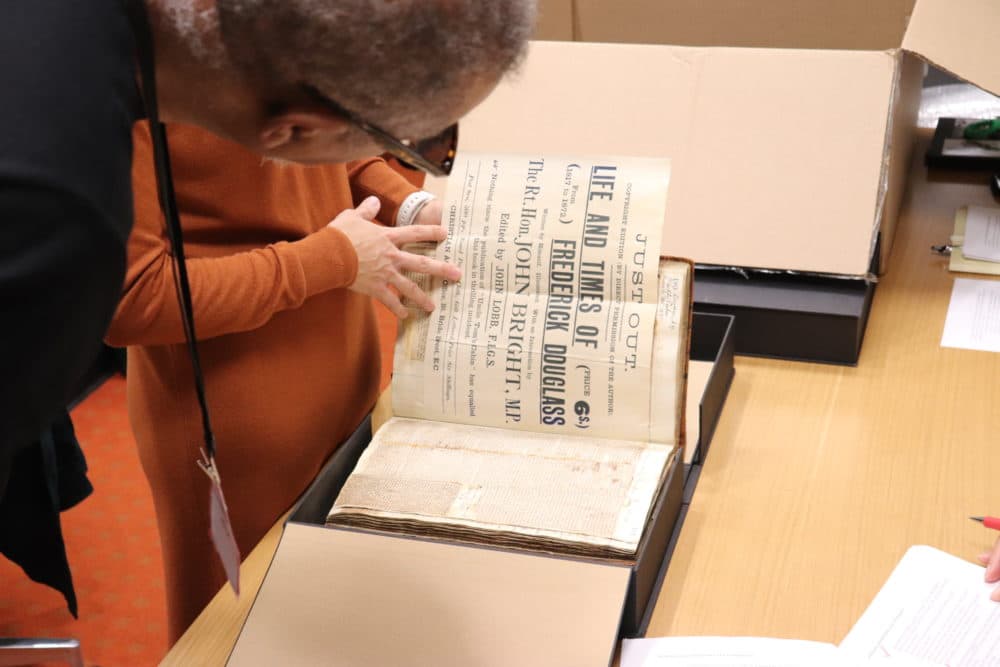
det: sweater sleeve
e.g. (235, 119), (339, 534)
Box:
(105, 125), (359, 348)
(346, 157), (421, 226)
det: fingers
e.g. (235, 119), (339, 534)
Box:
(341, 211), (458, 315)
(356, 196), (381, 221)
(397, 251), (462, 282)
(979, 552), (992, 565)
(986, 535), (1000, 583)
(391, 273), (435, 313)
(386, 223), (448, 246)
(993, 584), (1000, 603)
(372, 285), (408, 319)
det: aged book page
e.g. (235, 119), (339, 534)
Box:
(328, 417), (676, 559)
(649, 260), (691, 450)
(392, 153), (671, 444)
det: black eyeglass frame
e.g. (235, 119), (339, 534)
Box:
(300, 84), (458, 177)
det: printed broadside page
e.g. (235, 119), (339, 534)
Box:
(393, 153), (669, 441)
(328, 153), (687, 558)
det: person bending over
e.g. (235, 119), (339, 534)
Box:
(0, 0), (535, 486)
(0, 0), (533, 618)
(107, 123), (454, 641)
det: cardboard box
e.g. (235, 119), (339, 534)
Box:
(426, 0), (998, 363)
(571, 0), (914, 50)
(533, 0), (573, 41)
(227, 313), (735, 666)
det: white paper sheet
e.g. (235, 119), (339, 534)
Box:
(941, 278), (1000, 352)
(624, 547), (997, 667)
(620, 636), (844, 667)
(959, 206), (1000, 263)
(840, 545), (1000, 666)
(621, 636), (939, 667)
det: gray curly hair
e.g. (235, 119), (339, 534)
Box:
(215, 0), (537, 136)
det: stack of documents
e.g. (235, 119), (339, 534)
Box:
(948, 206), (1000, 274)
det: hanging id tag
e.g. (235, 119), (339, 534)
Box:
(199, 452), (240, 594)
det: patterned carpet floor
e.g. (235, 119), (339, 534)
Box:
(0, 376), (168, 666)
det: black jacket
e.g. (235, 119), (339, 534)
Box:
(0, 413), (93, 617)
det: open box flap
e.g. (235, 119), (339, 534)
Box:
(228, 524), (631, 667)
(903, 0), (1000, 98)
(573, 0), (916, 50)
(535, 0), (574, 41)
(430, 41), (897, 277)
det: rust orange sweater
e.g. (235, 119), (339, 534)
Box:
(107, 122), (417, 642)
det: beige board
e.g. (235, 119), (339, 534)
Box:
(432, 42), (896, 277)
(228, 523), (630, 667)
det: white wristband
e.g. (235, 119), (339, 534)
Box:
(396, 191), (436, 227)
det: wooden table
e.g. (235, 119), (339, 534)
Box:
(648, 142), (1000, 642)
(161, 138), (1000, 664)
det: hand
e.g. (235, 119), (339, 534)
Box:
(328, 196), (461, 318)
(413, 198), (443, 226)
(976, 534), (1000, 601)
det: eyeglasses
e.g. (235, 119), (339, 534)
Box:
(301, 84), (458, 177)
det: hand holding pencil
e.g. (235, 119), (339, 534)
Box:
(971, 516), (1000, 602)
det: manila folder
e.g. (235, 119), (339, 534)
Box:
(228, 523), (631, 667)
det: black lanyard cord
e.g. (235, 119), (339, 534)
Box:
(124, 0), (216, 460)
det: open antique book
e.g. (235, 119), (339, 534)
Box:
(327, 152), (688, 560)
